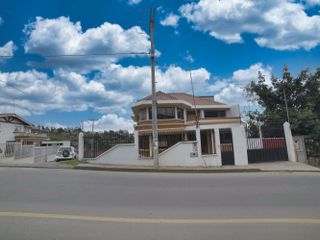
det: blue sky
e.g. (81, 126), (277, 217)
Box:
(0, 0), (319, 131)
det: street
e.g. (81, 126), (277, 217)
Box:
(0, 167), (319, 239)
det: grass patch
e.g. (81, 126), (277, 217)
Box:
(58, 159), (81, 167)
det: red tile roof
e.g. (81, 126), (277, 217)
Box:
(140, 91), (226, 106)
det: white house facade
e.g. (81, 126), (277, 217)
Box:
(90, 92), (248, 167)
(0, 113), (48, 145)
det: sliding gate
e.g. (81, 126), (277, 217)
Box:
(246, 127), (288, 163)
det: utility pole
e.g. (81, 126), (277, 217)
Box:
(150, 8), (159, 168)
(283, 88), (290, 123)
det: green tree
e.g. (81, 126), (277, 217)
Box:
(246, 66), (320, 139)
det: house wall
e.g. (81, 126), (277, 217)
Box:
(86, 123), (249, 167)
(91, 144), (152, 166)
(232, 125), (248, 166)
(226, 105), (240, 117)
(0, 122), (19, 143)
(0, 122), (32, 143)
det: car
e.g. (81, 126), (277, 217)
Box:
(55, 146), (77, 161)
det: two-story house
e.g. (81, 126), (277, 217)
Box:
(0, 113), (48, 145)
(132, 91), (247, 166)
(91, 91), (248, 167)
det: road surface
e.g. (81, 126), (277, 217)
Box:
(0, 167), (319, 239)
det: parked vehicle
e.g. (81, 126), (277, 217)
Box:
(55, 146), (77, 161)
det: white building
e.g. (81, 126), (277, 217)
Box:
(0, 113), (48, 145)
(90, 92), (248, 167)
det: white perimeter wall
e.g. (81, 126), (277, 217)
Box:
(91, 144), (152, 166)
(88, 125), (249, 167)
(232, 125), (248, 166)
(159, 141), (220, 167)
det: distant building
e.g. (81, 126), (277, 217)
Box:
(0, 113), (48, 145)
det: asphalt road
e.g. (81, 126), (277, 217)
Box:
(0, 167), (319, 240)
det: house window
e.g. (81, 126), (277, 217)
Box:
(187, 110), (200, 121)
(177, 108), (184, 119)
(14, 126), (22, 133)
(204, 110), (226, 118)
(149, 107), (175, 119)
(139, 108), (147, 121)
(200, 129), (216, 155)
(158, 107), (175, 119)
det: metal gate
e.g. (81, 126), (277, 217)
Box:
(246, 127), (288, 163)
(220, 128), (235, 165)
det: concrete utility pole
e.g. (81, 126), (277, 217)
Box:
(283, 89), (290, 123)
(149, 8), (159, 168)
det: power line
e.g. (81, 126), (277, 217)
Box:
(0, 51), (150, 59)
(0, 79), (27, 95)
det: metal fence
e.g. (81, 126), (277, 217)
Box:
(83, 131), (134, 159)
(246, 127), (288, 163)
(304, 137), (320, 158)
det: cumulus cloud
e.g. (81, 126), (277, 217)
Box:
(0, 63), (210, 120)
(0, 41), (16, 62)
(83, 114), (133, 132)
(179, 0), (320, 50)
(0, 69), (132, 116)
(23, 16), (150, 72)
(97, 64), (210, 98)
(160, 13), (180, 28)
(214, 63), (272, 104)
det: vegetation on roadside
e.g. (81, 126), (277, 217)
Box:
(57, 159), (82, 167)
(245, 65), (320, 139)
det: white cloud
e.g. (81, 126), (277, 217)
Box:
(0, 69), (133, 115)
(97, 64), (210, 97)
(213, 63), (272, 104)
(179, 0), (320, 50)
(304, 0), (320, 6)
(160, 13), (180, 28)
(184, 54), (194, 63)
(23, 16), (150, 72)
(0, 41), (16, 62)
(232, 63), (272, 85)
(127, 0), (142, 5)
(83, 114), (133, 132)
(215, 84), (246, 105)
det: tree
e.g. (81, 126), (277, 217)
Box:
(246, 66), (320, 139)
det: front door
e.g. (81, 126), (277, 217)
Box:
(219, 128), (235, 165)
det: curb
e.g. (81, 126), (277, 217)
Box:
(0, 164), (319, 174)
(73, 165), (262, 173)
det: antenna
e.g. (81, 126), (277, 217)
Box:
(190, 71), (199, 128)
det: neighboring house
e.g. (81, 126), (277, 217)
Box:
(0, 113), (48, 145)
(90, 91), (248, 166)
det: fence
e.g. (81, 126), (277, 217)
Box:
(83, 131), (134, 159)
(246, 126), (288, 163)
(0, 142), (59, 163)
(304, 137), (320, 167)
(0, 142), (15, 158)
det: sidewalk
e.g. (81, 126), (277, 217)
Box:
(74, 161), (320, 173)
(0, 160), (319, 173)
